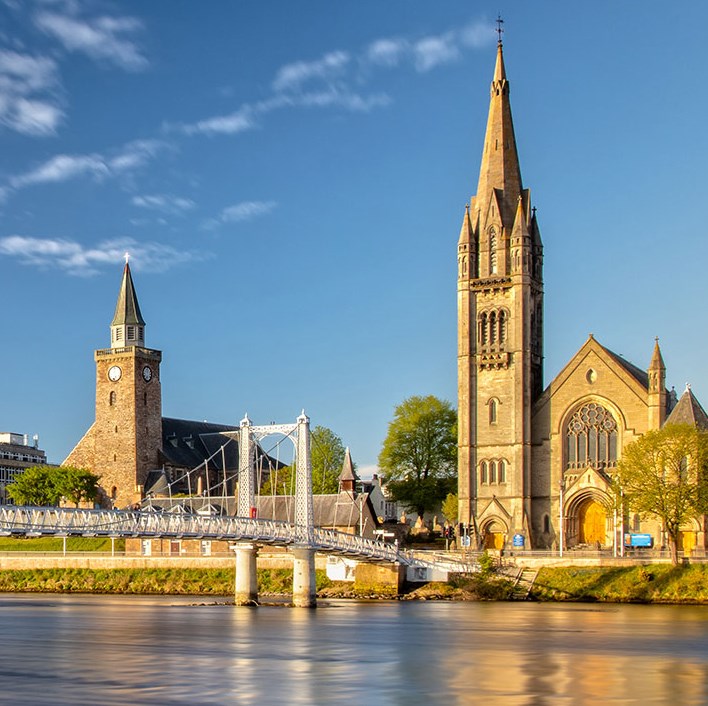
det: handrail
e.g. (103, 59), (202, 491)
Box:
(0, 506), (475, 570)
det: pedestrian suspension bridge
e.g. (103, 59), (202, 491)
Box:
(0, 413), (476, 605)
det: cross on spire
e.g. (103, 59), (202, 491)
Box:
(124, 251), (130, 265)
(496, 14), (504, 45)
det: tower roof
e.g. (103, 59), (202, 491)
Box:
(339, 447), (358, 483)
(649, 337), (666, 372)
(664, 386), (708, 430)
(111, 263), (145, 327)
(474, 40), (523, 228)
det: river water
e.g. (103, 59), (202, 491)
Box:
(1, 594), (707, 705)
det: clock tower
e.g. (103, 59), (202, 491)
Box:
(64, 261), (162, 508)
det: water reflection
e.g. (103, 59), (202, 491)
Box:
(1, 596), (707, 704)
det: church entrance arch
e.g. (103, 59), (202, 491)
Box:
(481, 519), (506, 550)
(565, 491), (611, 548)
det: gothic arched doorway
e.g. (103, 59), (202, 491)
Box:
(482, 521), (506, 550)
(577, 498), (607, 546)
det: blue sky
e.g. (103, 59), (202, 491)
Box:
(1, 1), (707, 475)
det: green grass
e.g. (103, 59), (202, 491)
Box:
(532, 565), (708, 603)
(0, 536), (125, 552)
(0, 568), (331, 596)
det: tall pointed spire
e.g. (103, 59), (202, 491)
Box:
(474, 39), (523, 230)
(110, 261), (146, 348)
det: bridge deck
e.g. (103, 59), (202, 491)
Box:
(0, 506), (474, 571)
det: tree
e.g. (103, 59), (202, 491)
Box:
(7, 466), (62, 506)
(57, 466), (102, 507)
(378, 395), (457, 518)
(260, 426), (350, 495)
(441, 493), (458, 525)
(7, 466), (101, 507)
(614, 424), (708, 565)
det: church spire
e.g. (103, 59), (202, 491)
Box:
(474, 39), (523, 230)
(110, 259), (145, 348)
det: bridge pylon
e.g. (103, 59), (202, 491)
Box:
(236, 411), (316, 606)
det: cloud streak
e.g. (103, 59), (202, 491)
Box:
(202, 200), (277, 230)
(0, 235), (203, 276)
(0, 49), (63, 135)
(175, 18), (493, 138)
(8, 139), (168, 190)
(132, 193), (196, 215)
(34, 10), (148, 71)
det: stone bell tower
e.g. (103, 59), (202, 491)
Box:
(457, 37), (544, 546)
(64, 259), (162, 507)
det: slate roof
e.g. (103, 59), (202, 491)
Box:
(159, 417), (241, 471)
(664, 387), (708, 430)
(601, 344), (650, 389)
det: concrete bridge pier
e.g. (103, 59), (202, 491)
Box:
(291, 546), (317, 607)
(233, 543), (259, 606)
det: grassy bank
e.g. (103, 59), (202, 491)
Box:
(0, 568), (332, 596)
(531, 565), (708, 603)
(0, 537), (125, 552)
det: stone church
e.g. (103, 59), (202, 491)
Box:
(457, 39), (708, 552)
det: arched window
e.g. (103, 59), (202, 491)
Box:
(480, 461), (488, 484)
(489, 311), (497, 344)
(489, 460), (497, 484)
(498, 460), (506, 483)
(498, 310), (507, 346)
(565, 402), (618, 470)
(478, 312), (489, 346)
(109, 391), (116, 406)
(489, 227), (498, 274)
(489, 398), (498, 425)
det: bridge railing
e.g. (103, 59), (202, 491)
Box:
(0, 506), (476, 570)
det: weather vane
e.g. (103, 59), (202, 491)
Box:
(496, 14), (504, 45)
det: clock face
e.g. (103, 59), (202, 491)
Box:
(108, 365), (122, 382)
(142, 365), (153, 382)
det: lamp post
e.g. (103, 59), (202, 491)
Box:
(559, 477), (565, 558)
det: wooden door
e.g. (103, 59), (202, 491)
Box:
(578, 499), (606, 545)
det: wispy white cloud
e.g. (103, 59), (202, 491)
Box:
(9, 138), (167, 190)
(34, 10), (148, 71)
(413, 33), (460, 72)
(178, 107), (255, 137)
(202, 200), (277, 230)
(177, 18), (493, 139)
(0, 49), (63, 135)
(0, 234), (203, 276)
(132, 193), (195, 215)
(272, 50), (350, 92)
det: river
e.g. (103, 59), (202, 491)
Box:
(1, 594), (707, 704)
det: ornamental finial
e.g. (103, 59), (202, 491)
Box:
(496, 14), (504, 45)
(124, 251), (130, 265)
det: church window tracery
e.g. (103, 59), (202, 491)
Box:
(565, 402), (618, 470)
(478, 309), (508, 350)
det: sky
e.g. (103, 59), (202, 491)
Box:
(1, 1), (708, 475)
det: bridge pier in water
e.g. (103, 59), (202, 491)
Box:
(291, 546), (317, 607)
(233, 543), (259, 605)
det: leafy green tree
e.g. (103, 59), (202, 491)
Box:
(7, 466), (62, 506)
(614, 424), (708, 565)
(441, 492), (459, 525)
(57, 466), (102, 507)
(260, 426), (350, 495)
(7, 465), (101, 507)
(378, 395), (457, 518)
